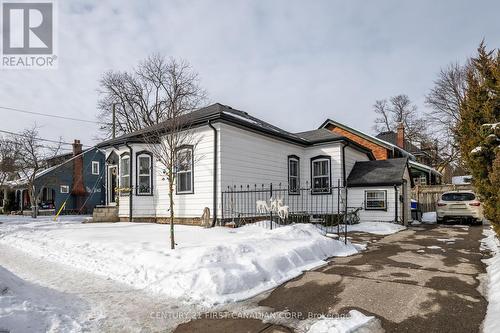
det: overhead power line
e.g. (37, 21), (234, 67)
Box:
(0, 105), (103, 125)
(0, 128), (92, 147)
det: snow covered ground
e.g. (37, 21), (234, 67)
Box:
(421, 212), (437, 224)
(481, 227), (500, 333)
(0, 265), (86, 333)
(0, 216), (358, 306)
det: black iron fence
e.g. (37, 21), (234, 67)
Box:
(221, 181), (361, 242)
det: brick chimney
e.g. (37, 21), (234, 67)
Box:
(72, 140), (86, 197)
(396, 123), (405, 149)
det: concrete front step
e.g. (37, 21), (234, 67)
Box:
(92, 205), (119, 222)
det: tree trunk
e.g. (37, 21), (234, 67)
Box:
(168, 170), (175, 249)
(30, 183), (37, 219)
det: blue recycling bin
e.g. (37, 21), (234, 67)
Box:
(411, 199), (421, 221)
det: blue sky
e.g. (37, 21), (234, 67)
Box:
(1, 0), (499, 146)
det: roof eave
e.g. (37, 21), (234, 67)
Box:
(347, 181), (404, 187)
(319, 119), (394, 150)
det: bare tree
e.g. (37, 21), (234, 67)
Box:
(13, 126), (61, 218)
(0, 137), (19, 188)
(372, 94), (426, 146)
(373, 99), (391, 132)
(144, 118), (202, 250)
(97, 54), (206, 138)
(103, 55), (206, 249)
(425, 62), (468, 169)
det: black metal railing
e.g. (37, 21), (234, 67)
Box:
(221, 180), (361, 243)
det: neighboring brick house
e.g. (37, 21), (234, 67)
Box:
(10, 140), (105, 214)
(375, 125), (435, 167)
(319, 119), (442, 185)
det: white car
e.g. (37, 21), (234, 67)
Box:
(436, 191), (484, 225)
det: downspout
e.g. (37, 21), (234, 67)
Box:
(342, 142), (349, 215)
(394, 184), (399, 223)
(208, 120), (218, 227)
(402, 179), (407, 226)
(341, 142), (348, 185)
(125, 142), (133, 222)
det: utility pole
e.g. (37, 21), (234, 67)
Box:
(112, 103), (116, 139)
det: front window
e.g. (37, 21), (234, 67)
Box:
(413, 175), (427, 185)
(311, 157), (331, 193)
(176, 147), (193, 194)
(288, 156), (300, 194)
(365, 190), (387, 210)
(120, 155), (130, 192)
(91, 161), (100, 175)
(137, 153), (152, 195)
(60, 185), (69, 194)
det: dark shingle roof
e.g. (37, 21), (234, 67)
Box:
(375, 131), (420, 153)
(347, 158), (408, 187)
(98, 103), (313, 147)
(295, 129), (343, 143)
(98, 103), (372, 156)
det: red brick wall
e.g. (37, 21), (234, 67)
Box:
(325, 124), (389, 160)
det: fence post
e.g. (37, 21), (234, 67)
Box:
(337, 179), (340, 237)
(221, 190), (225, 225)
(344, 186), (348, 244)
(269, 183), (273, 230)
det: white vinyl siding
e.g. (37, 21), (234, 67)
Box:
(344, 146), (370, 181)
(109, 126), (217, 219)
(219, 124), (304, 188)
(347, 168), (411, 223)
(104, 122), (375, 221)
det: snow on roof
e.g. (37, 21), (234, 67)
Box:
(9, 163), (62, 187)
(408, 160), (441, 176)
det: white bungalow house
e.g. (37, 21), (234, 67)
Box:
(97, 103), (412, 225)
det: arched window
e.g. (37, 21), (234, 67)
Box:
(311, 155), (331, 194)
(136, 151), (153, 195)
(288, 155), (300, 194)
(120, 153), (130, 194)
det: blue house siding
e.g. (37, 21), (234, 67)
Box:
(82, 148), (106, 210)
(32, 148), (105, 213)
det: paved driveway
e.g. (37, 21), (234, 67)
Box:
(175, 224), (488, 333)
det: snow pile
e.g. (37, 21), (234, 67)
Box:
(0, 221), (358, 305)
(481, 227), (500, 333)
(0, 266), (83, 333)
(345, 222), (406, 235)
(471, 146), (482, 154)
(421, 212), (437, 224)
(306, 310), (375, 333)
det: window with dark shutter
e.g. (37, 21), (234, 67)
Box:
(176, 147), (193, 194)
(288, 156), (300, 194)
